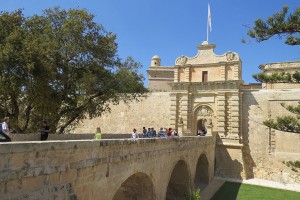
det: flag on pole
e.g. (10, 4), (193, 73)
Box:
(208, 3), (212, 32)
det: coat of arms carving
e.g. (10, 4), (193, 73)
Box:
(175, 56), (188, 66)
(226, 52), (237, 61)
(198, 106), (213, 117)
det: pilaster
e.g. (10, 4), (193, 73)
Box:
(239, 92), (243, 138)
(229, 93), (240, 138)
(169, 93), (178, 128)
(217, 92), (226, 137)
(225, 95), (230, 134)
(184, 66), (190, 82)
(187, 93), (193, 132)
(220, 65), (226, 80)
(233, 64), (240, 80)
(180, 94), (191, 135)
(174, 67), (179, 82)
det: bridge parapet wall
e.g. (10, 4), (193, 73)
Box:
(9, 133), (134, 141)
(0, 136), (215, 200)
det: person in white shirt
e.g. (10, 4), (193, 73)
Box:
(132, 128), (139, 139)
(0, 117), (12, 142)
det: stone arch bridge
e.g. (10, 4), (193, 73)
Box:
(0, 136), (215, 200)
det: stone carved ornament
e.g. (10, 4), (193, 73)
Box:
(175, 56), (188, 66)
(226, 52), (238, 61)
(198, 106), (213, 117)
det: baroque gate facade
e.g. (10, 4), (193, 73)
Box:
(149, 41), (243, 144)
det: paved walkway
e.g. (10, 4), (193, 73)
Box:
(200, 177), (300, 200)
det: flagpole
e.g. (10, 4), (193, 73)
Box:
(207, 2), (212, 44)
(207, 9), (209, 43)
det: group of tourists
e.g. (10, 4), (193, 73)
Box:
(132, 127), (178, 139)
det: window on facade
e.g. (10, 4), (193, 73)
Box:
(202, 71), (208, 82)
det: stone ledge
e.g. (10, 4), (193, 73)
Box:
(216, 142), (243, 148)
(0, 136), (213, 153)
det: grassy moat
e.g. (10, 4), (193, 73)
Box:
(211, 182), (300, 200)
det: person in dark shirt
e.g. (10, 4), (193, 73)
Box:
(167, 128), (172, 137)
(151, 128), (156, 137)
(142, 127), (147, 138)
(40, 121), (50, 141)
(158, 128), (166, 137)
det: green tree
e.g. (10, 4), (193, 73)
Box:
(0, 8), (148, 134)
(248, 6), (300, 84)
(248, 6), (300, 45)
(185, 188), (200, 200)
(252, 71), (300, 83)
(247, 6), (300, 133)
(264, 102), (300, 133)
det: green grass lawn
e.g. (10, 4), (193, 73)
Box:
(211, 181), (300, 200)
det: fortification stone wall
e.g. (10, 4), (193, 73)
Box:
(70, 43), (300, 186)
(264, 83), (300, 89)
(73, 89), (300, 185)
(73, 92), (172, 134)
(241, 89), (300, 184)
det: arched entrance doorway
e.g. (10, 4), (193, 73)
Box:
(112, 172), (155, 200)
(194, 105), (214, 135)
(166, 160), (191, 200)
(194, 154), (209, 190)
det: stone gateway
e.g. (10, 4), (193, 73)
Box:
(1, 41), (299, 200)
(74, 41), (300, 185)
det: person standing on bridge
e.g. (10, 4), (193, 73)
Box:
(167, 128), (172, 137)
(173, 129), (178, 136)
(147, 127), (153, 138)
(142, 127), (147, 138)
(151, 127), (156, 137)
(158, 128), (166, 137)
(0, 117), (13, 142)
(40, 121), (50, 141)
(132, 128), (139, 139)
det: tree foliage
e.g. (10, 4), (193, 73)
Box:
(247, 6), (300, 134)
(264, 102), (300, 133)
(248, 6), (300, 45)
(185, 188), (200, 200)
(252, 71), (300, 83)
(0, 8), (148, 134)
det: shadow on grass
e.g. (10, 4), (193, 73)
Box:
(211, 182), (241, 200)
(211, 181), (300, 200)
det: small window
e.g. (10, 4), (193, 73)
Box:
(202, 71), (208, 82)
(154, 62), (157, 65)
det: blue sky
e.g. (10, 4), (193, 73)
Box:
(1, 0), (299, 85)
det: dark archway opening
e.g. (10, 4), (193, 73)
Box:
(166, 160), (190, 200)
(194, 154), (209, 190)
(197, 119), (207, 135)
(112, 172), (154, 200)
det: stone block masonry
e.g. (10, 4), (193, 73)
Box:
(73, 92), (171, 134)
(241, 89), (300, 184)
(0, 136), (215, 200)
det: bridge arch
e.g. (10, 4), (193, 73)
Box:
(112, 172), (155, 200)
(166, 160), (191, 200)
(194, 152), (210, 190)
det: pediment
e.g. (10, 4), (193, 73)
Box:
(175, 42), (240, 66)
